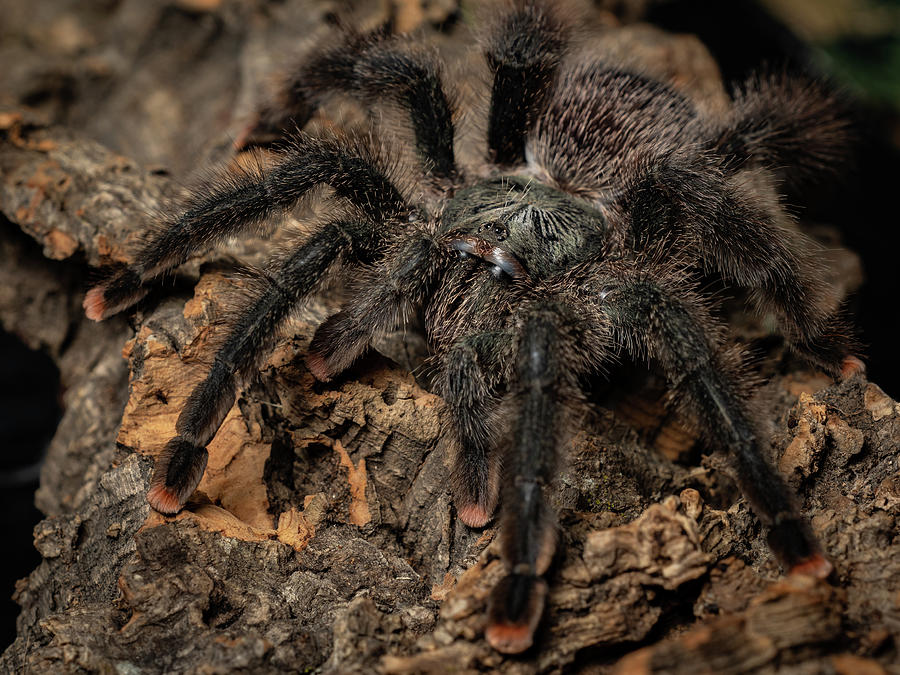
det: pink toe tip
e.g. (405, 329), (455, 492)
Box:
(458, 503), (493, 528)
(83, 287), (108, 322)
(841, 355), (866, 379)
(306, 351), (333, 382)
(790, 553), (833, 579)
(147, 484), (185, 515)
(486, 621), (536, 654)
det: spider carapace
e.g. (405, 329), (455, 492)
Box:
(85, 0), (857, 655)
(444, 177), (605, 277)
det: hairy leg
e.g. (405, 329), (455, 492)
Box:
(485, 0), (568, 166)
(440, 331), (512, 528)
(588, 263), (830, 577)
(486, 303), (581, 654)
(85, 134), (407, 320)
(148, 218), (371, 513)
(306, 235), (511, 525)
(714, 74), (852, 191)
(306, 225), (446, 380)
(623, 153), (855, 375)
(243, 28), (458, 181)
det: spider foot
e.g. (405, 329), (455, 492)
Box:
(485, 574), (548, 654)
(789, 553), (834, 579)
(767, 516), (832, 579)
(305, 350), (334, 382)
(83, 268), (147, 321)
(147, 483), (188, 515)
(147, 438), (208, 514)
(457, 502), (495, 528)
(840, 355), (866, 379)
(453, 459), (501, 529)
(233, 114), (261, 152)
(306, 310), (371, 382)
(83, 287), (109, 322)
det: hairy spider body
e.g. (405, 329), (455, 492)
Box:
(85, 1), (855, 655)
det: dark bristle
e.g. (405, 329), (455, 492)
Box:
(267, 28), (459, 181)
(486, 2), (568, 166)
(724, 74), (853, 189)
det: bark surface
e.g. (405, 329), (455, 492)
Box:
(1, 1), (897, 673)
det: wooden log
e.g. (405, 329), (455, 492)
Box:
(2, 2), (897, 673)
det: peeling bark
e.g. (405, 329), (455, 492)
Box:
(2, 2), (898, 674)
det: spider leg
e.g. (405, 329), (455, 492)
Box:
(305, 225), (446, 381)
(590, 264), (831, 578)
(306, 234), (509, 524)
(441, 331), (512, 528)
(485, 0), (568, 166)
(625, 154), (856, 375)
(716, 74), (852, 192)
(148, 217), (378, 514)
(85, 134), (407, 321)
(486, 303), (582, 654)
(310, 247), (512, 528)
(244, 29), (458, 181)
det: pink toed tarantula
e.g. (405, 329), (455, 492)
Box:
(85, 1), (857, 654)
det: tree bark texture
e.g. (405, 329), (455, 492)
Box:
(1, 1), (898, 673)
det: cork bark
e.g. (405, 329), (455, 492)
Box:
(1, 1), (898, 673)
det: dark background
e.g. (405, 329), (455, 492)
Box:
(1, 0), (898, 651)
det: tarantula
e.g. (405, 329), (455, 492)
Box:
(84, 1), (858, 655)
